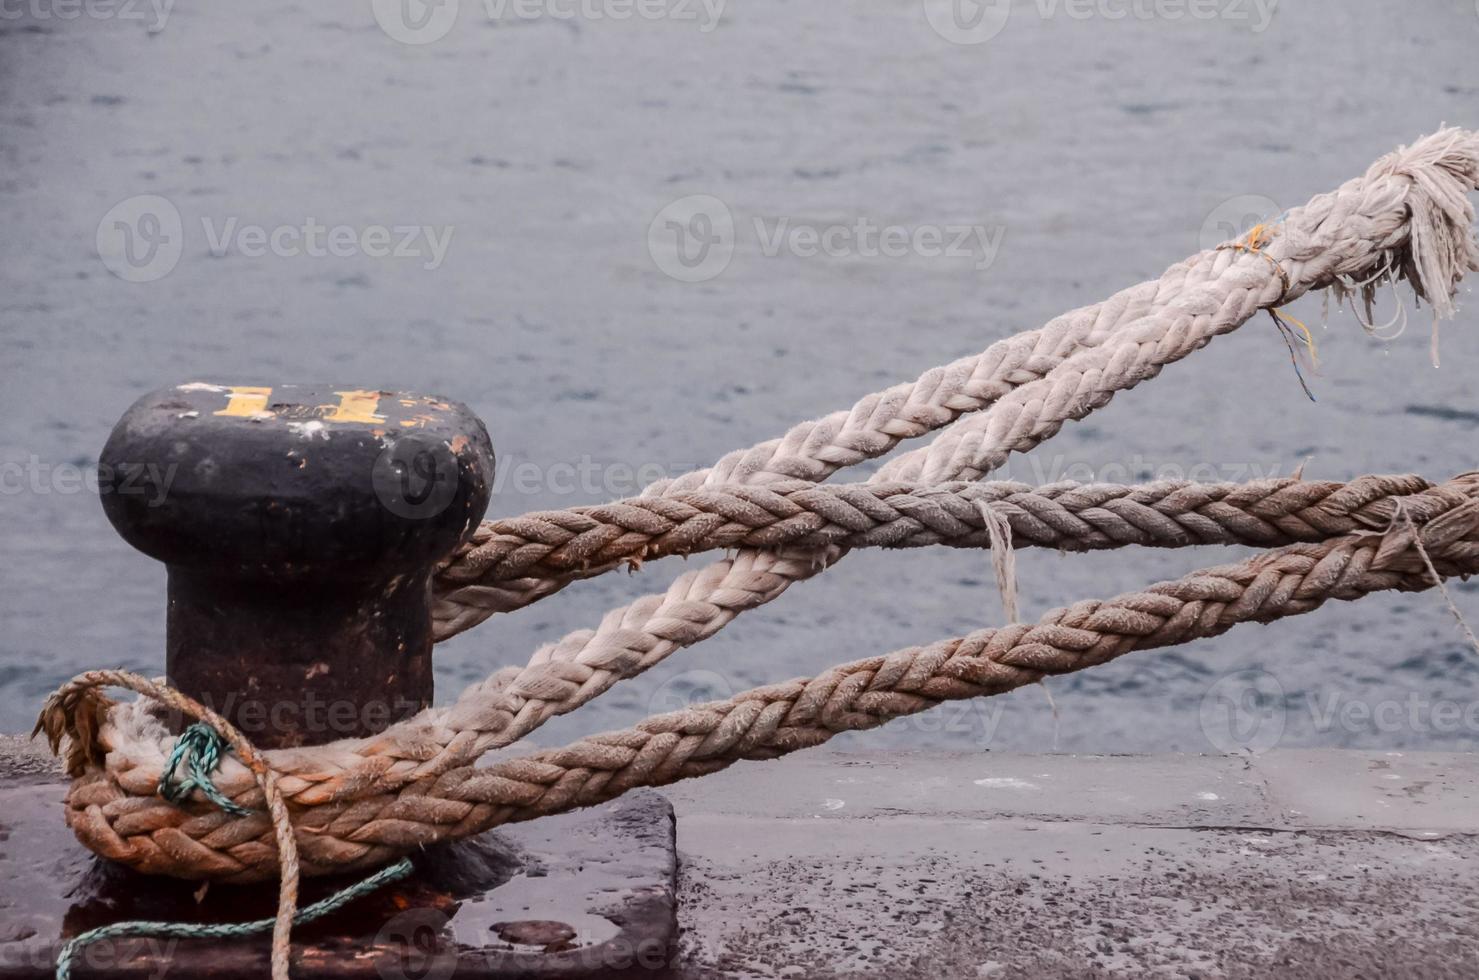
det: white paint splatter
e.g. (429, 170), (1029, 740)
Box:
(287, 420), (329, 441)
(973, 777), (1039, 791)
(178, 382), (227, 392)
(1196, 791), (1220, 801)
(821, 798), (845, 811)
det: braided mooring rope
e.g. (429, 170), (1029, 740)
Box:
(31, 131), (1479, 979)
(634, 129), (1472, 496)
(435, 473), (1452, 615)
(408, 128), (1479, 768)
(43, 500), (1479, 887)
(432, 127), (1479, 641)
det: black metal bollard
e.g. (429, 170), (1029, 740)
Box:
(98, 382), (494, 748)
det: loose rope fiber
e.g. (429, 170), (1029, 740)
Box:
(35, 130), (1479, 901)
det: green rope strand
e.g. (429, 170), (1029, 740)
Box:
(58, 721), (415, 979)
(56, 859), (414, 979)
(158, 721), (254, 816)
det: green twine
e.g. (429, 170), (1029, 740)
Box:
(57, 720), (416, 979)
(158, 721), (254, 816)
(56, 859), (414, 979)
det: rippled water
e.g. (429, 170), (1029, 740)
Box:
(2, 1), (1478, 755)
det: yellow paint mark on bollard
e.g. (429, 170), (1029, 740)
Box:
(321, 390), (387, 424)
(214, 386), (273, 418)
(214, 387), (390, 423)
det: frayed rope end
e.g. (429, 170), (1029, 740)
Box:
(32, 683), (115, 777)
(1331, 126), (1479, 362)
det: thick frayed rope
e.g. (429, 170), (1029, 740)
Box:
(1327, 126), (1479, 365)
(435, 127), (1479, 639)
(434, 474), (1447, 626)
(430, 127), (1479, 700)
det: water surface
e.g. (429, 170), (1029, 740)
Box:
(2, 1), (1478, 756)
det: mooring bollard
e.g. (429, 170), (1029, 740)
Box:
(0, 381), (679, 978)
(97, 382), (495, 748)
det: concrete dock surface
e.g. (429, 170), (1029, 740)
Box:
(664, 750), (1479, 978)
(4, 739), (1478, 977)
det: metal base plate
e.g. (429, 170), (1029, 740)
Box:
(0, 768), (677, 979)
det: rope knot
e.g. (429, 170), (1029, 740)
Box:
(159, 721), (254, 817)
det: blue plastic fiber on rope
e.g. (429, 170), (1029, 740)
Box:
(158, 721), (254, 816)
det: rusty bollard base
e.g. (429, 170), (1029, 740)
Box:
(0, 754), (678, 979)
(99, 382), (495, 749)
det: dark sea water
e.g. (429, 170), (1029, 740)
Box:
(2, 0), (1478, 756)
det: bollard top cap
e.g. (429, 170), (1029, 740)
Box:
(99, 382), (495, 580)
